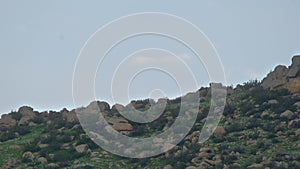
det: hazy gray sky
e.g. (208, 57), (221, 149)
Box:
(1, 1), (300, 114)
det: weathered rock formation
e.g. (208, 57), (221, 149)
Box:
(261, 55), (300, 93)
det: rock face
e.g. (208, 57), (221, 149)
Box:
(262, 55), (300, 93)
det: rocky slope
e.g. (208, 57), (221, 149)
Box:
(0, 57), (299, 169)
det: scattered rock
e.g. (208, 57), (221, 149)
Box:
(267, 99), (278, 104)
(186, 166), (197, 169)
(213, 126), (226, 138)
(38, 157), (48, 164)
(47, 163), (59, 169)
(288, 119), (300, 129)
(232, 163), (241, 167)
(261, 111), (269, 119)
(280, 110), (295, 120)
(2, 158), (19, 169)
(247, 163), (263, 169)
(294, 101), (300, 108)
(199, 151), (209, 159)
(163, 164), (173, 169)
(75, 144), (91, 154)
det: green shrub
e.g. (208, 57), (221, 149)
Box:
(11, 111), (22, 121)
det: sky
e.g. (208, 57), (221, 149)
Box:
(1, 1), (300, 115)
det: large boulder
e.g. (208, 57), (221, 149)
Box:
(97, 101), (110, 112)
(213, 126), (226, 138)
(261, 65), (288, 90)
(280, 110), (295, 120)
(18, 106), (36, 126)
(22, 151), (35, 163)
(106, 116), (133, 131)
(0, 114), (17, 129)
(111, 104), (125, 113)
(38, 157), (48, 164)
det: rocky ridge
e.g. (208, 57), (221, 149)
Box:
(262, 55), (300, 93)
(0, 56), (299, 169)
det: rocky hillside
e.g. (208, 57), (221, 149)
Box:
(0, 57), (300, 169)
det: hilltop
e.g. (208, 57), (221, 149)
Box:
(0, 56), (299, 169)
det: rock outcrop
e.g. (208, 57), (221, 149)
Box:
(0, 114), (17, 129)
(262, 55), (300, 93)
(18, 106), (36, 126)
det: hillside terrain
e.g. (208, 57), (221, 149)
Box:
(0, 56), (299, 169)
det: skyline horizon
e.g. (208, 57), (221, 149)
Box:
(2, 54), (298, 115)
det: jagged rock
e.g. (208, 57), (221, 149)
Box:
(261, 65), (288, 90)
(75, 144), (91, 154)
(287, 55), (300, 77)
(262, 56), (300, 93)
